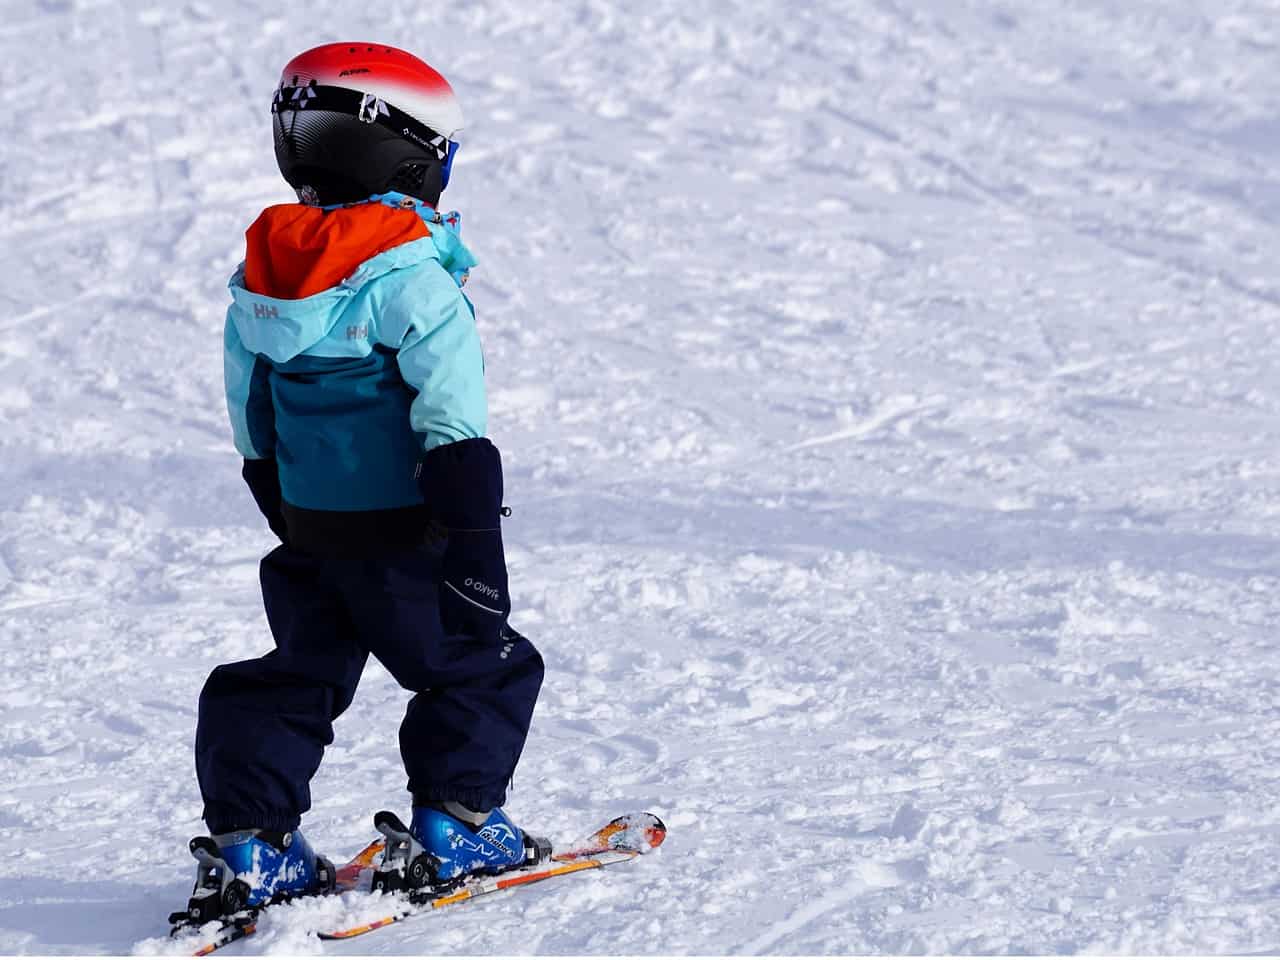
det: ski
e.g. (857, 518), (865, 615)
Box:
(168, 838), (384, 956)
(317, 812), (666, 942)
(166, 813), (664, 955)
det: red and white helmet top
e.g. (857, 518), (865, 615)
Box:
(278, 42), (464, 140)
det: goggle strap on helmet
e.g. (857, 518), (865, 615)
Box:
(441, 140), (459, 191)
(273, 82), (455, 161)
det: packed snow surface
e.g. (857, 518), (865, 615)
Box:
(2, 0), (1279, 954)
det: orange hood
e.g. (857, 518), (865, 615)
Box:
(242, 203), (432, 300)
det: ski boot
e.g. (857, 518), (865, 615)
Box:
(371, 803), (551, 894)
(170, 828), (336, 927)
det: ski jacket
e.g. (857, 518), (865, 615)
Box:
(223, 193), (485, 552)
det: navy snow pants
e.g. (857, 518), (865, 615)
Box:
(195, 544), (544, 833)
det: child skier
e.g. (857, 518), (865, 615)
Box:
(182, 42), (545, 921)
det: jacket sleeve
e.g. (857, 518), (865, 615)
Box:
(223, 310), (276, 459)
(393, 270), (488, 451)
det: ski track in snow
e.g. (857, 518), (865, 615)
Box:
(2, 0), (1280, 954)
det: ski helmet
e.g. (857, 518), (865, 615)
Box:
(272, 43), (464, 206)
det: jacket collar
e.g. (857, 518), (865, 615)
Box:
(321, 192), (476, 287)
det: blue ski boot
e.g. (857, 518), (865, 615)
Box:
(174, 829), (335, 924)
(371, 803), (551, 893)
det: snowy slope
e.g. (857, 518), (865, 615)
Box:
(2, 0), (1280, 953)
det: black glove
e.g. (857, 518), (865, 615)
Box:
(418, 438), (510, 642)
(242, 458), (289, 543)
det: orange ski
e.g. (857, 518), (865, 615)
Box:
(318, 813), (666, 943)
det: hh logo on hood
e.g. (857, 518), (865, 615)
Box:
(254, 304), (280, 319)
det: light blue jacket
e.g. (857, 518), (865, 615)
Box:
(224, 194), (486, 512)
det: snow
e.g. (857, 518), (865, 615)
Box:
(2, 0), (1280, 953)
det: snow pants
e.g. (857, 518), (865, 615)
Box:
(195, 544), (544, 834)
